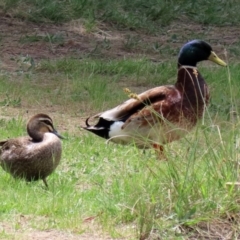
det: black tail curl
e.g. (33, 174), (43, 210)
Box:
(83, 117), (115, 139)
(85, 117), (91, 127)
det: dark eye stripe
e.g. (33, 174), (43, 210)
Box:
(39, 118), (52, 124)
(42, 120), (53, 125)
(39, 118), (54, 132)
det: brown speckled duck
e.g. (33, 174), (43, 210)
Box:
(0, 114), (63, 187)
(83, 40), (227, 157)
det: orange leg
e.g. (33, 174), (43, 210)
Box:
(152, 144), (166, 160)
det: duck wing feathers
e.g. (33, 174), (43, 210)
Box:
(91, 85), (180, 123)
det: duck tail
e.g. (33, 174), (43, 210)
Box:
(82, 117), (114, 140)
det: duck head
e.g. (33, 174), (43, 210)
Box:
(27, 113), (64, 142)
(178, 40), (227, 67)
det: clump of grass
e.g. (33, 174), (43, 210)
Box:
(2, 0), (240, 32)
(1, 56), (240, 238)
(38, 58), (176, 84)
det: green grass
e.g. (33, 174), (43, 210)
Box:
(0, 58), (178, 112)
(1, 0), (240, 32)
(1, 0), (240, 238)
(0, 56), (240, 238)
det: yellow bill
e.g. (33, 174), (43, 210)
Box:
(208, 51), (227, 66)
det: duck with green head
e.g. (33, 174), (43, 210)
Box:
(83, 40), (227, 158)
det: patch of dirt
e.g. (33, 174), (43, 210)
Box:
(0, 215), (128, 240)
(1, 12), (239, 72)
(183, 215), (240, 240)
(13, 229), (123, 240)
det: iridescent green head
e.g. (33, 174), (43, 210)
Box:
(178, 40), (227, 67)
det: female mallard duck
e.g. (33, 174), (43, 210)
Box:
(83, 40), (227, 157)
(0, 114), (63, 187)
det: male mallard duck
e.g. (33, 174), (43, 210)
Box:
(83, 40), (227, 157)
(0, 114), (63, 187)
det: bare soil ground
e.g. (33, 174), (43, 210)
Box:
(0, 216), (123, 240)
(1, 11), (240, 240)
(1, 13), (239, 72)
